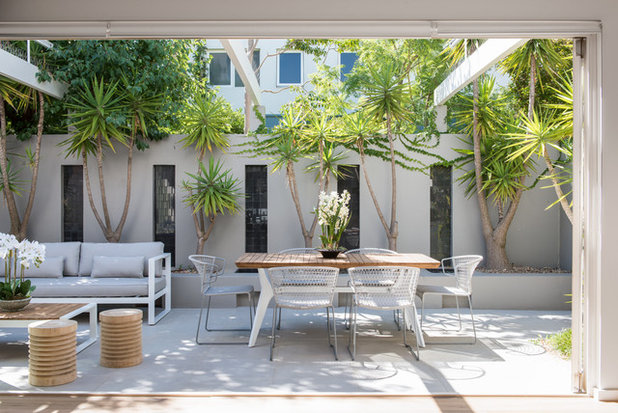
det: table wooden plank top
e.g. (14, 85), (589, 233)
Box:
(0, 303), (85, 320)
(235, 253), (440, 269)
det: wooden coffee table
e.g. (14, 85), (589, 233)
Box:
(0, 303), (98, 354)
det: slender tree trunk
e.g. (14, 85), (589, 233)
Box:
(386, 115), (398, 251)
(244, 39), (257, 134)
(286, 161), (312, 247)
(196, 215), (215, 255)
(528, 55), (537, 119)
(0, 95), (22, 237)
(82, 150), (107, 233)
(17, 91), (45, 240)
(109, 126), (136, 242)
(471, 77), (513, 270)
(358, 140), (391, 240)
(308, 140), (325, 244)
(543, 146), (574, 223)
(95, 136), (113, 238)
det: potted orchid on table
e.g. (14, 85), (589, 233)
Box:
(317, 190), (351, 259)
(0, 233), (45, 312)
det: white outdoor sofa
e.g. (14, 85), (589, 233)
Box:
(21, 241), (171, 325)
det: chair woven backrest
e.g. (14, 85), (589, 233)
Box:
(346, 248), (398, 255)
(278, 248), (320, 254)
(450, 255), (483, 294)
(348, 266), (420, 310)
(267, 266), (339, 309)
(188, 255), (226, 290)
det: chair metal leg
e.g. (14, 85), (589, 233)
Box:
(204, 296), (213, 331)
(455, 295), (462, 331)
(468, 295), (477, 343)
(270, 305), (277, 361)
(402, 309), (420, 360)
(277, 307), (282, 330)
(195, 294), (207, 344)
(326, 307), (338, 360)
(347, 303), (357, 360)
(420, 293), (426, 330)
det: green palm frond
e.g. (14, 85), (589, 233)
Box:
(183, 157), (243, 217)
(360, 62), (412, 124)
(0, 158), (24, 196)
(506, 110), (571, 163)
(180, 93), (232, 158)
(63, 77), (127, 158)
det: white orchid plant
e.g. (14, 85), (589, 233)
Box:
(317, 190), (351, 250)
(0, 233), (45, 300)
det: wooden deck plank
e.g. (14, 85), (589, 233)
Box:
(1, 395), (615, 413)
(0, 303), (85, 320)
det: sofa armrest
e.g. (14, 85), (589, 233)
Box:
(148, 253), (171, 297)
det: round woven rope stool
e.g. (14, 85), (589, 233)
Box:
(99, 309), (143, 368)
(28, 319), (77, 386)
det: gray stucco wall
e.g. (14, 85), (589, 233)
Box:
(0, 133), (569, 270)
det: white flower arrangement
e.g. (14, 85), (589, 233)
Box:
(317, 190), (351, 250)
(0, 232), (45, 300)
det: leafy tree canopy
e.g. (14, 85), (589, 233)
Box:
(36, 40), (208, 142)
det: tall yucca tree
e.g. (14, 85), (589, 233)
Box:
(358, 61), (412, 250)
(64, 76), (161, 243)
(0, 77), (44, 240)
(506, 71), (574, 224)
(180, 92), (239, 254)
(183, 157), (243, 254)
(499, 39), (566, 119)
(450, 74), (528, 269)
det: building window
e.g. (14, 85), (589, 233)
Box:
(337, 165), (360, 250)
(245, 165), (268, 253)
(264, 114), (282, 130)
(235, 50), (261, 87)
(153, 165), (176, 266)
(62, 165), (83, 242)
(340, 52), (358, 82)
(278, 52), (302, 85)
(209, 52), (232, 86)
(430, 165), (452, 261)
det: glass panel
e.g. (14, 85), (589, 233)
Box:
(340, 52), (358, 81)
(430, 165), (452, 261)
(337, 165), (360, 250)
(153, 165), (176, 266)
(278, 53), (301, 84)
(245, 165), (268, 252)
(264, 114), (282, 130)
(210, 52), (231, 86)
(235, 50), (261, 87)
(62, 165), (83, 242)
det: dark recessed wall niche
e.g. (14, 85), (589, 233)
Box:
(337, 165), (360, 251)
(245, 165), (268, 253)
(153, 165), (176, 266)
(62, 165), (83, 242)
(430, 165), (453, 261)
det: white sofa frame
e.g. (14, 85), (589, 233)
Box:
(32, 253), (172, 325)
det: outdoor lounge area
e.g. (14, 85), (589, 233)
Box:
(3, 1), (618, 411)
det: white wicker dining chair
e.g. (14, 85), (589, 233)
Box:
(275, 248), (320, 330)
(267, 266), (340, 361)
(348, 266), (421, 360)
(345, 248), (401, 330)
(416, 255), (483, 343)
(189, 255), (255, 345)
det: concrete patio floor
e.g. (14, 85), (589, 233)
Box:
(0, 308), (571, 395)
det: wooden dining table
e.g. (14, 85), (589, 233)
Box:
(235, 252), (440, 347)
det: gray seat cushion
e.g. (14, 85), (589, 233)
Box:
(44, 242), (81, 275)
(79, 242), (164, 276)
(30, 276), (166, 298)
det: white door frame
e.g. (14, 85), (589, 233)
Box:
(0, 19), (604, 395)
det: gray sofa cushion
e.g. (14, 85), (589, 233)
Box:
(24, 256), (65, 278)
(79, 242), (164, 276)
(30, 276), (167, 298)
(91, 256), (144, 278)
(44, 242), (81, 275)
